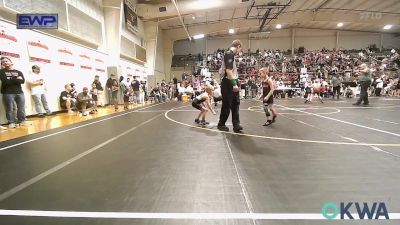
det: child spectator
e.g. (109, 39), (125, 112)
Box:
(123, 89), (131, 110)
(90, 83), (98, 112)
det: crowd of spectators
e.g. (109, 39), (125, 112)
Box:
(191, 47), (400, 100)
(58, 74), (148, 116)
(0, 56), (151, 130)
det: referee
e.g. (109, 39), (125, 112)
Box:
(217, 40), (243, 132)
(353, 63), (371, 106)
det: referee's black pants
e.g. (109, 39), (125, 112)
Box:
(355, 81), (370, 104)
(218, 77), (240, 127)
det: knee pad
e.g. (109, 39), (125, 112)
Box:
(263, 102), (270, 117)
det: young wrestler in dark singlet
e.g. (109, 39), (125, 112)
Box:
(192, 85), (217, 126)
(259, 67), (277, 126)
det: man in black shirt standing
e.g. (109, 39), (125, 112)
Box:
(0, 57), (27, 128)
(93, 75), (104, 106)
(131, 76), (141, 104)
(106, 74), (115, 106)
(217, 40), (243, 132)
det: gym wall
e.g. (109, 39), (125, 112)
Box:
(0, 20), (146, 124)
(173, 28), (400, 55)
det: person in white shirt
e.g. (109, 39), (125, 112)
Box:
(375, 77), (383, 96)
(212, 81), (222, 106)
(277, 80), (285, 89)
(139, 82), (145, 104)
(384, 78), (394, 96)
(177, 83), (186, 94)
(186, 84), (194, 99)
(177, 83), (186, 101)
(27, 65), (52, 117)
(344, 66), (352, 81)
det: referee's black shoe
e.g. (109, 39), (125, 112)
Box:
(217, 125), (229, 132)
(233, 124), (243, 132)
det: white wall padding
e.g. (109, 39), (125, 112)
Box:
(66, 0), (103, 22)
(68, 4), (102, 44)
(121, 36), (136, 59)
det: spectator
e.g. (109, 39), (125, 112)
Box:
(247, 77), (253, 99)
(90, 83), (98, 112)
(111, 79), (119, 111)
(106, 74), (115, 106)
(119, 76), (127, 104)
(0, 57), (28, 128)
(395, 78), (400, 97)
(213, 82), (222, 106)
(70, 83), (78, 99)
(159, 84), (168, 102)
(27, 65), (52, 117)
(93, 75), (104, 106)
(375, 76), (383, 96)
(139, 82), (145, 104)
(142, 81), (148, 102)
(131, 76), (141, 104)
(125, 77), (131, 88)
(331, 74), (341, 100)
(77, 87), (95, 116)
(345, 85), (354, 98)
(167, 83), (174, 100)
(123, 89), (131, 110)
(185, 84), (194, 100)
(251, 77), (259, 99)
(151, 86), (161, 103)
(60, 84), (77, 114)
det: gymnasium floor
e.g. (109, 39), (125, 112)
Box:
(0, 103), (150, 142)
(0, 97), (399, 225)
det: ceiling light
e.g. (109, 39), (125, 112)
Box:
(337, 22), (343, 27)
(383, 25), (392, 30)
(193, 34), (205, 39)
(192, 16), (196, 20)
(229, 28), (235, 34)
(276, 24), (282, 29)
